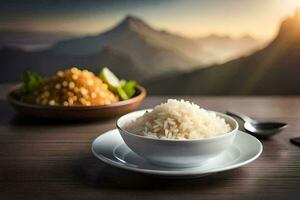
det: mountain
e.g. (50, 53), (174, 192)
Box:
(145, 11), (300, 95)
(0, 47), (144, 82)
(196, 34), (265, 65)
(50, 15), (201, 75)
(0, 15), (264, 82)
(0, 31), (74, 51)
(50, 15), (263, 74)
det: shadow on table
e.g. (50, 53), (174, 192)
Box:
(73, 154), (247, 190)
(0, 100), (114, 126)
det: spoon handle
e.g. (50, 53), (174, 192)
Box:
(290, 137), (300, 147)
(226, 111), (256, 123)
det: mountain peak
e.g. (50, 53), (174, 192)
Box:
(276, 9), (300, 40)
(123, 15), (143, 23)
(116, 15), (152, 31)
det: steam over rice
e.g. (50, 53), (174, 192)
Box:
(124, 99), (232, 140)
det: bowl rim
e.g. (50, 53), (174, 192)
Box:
(116, 109), (239, 142)
(7, 84), (146, 110)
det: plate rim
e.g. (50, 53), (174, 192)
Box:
(91, 129), (263, 176)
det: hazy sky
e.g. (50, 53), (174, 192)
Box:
(0, 0), (299, 39)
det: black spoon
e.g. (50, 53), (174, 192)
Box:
(226, 111), (288, 138)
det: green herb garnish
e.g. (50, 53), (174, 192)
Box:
(99, 67), (120, 92)
(99, 67), (137, 100)
(119, 79), (126, 87)
(23, 71), (43, 93)
(117, 87), (129, 100)
(122, 80), (136, 98)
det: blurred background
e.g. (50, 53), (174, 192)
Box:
(1, 0), (300, 95)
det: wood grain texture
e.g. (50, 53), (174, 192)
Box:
(1, 84), (300, 200)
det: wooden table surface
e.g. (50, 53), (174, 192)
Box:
(1, 84), (300, 200)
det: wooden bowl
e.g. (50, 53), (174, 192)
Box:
(7, 85), (146, 120)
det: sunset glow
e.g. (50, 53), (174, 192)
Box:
(287, 0), (300, 11)
(0, 1), (299, 40)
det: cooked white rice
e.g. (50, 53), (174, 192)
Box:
(124, 99), (231, 140)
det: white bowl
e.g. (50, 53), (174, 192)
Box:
(116, 109), (239, 168)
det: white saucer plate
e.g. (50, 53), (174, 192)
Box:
(91, 129), (262, 177)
